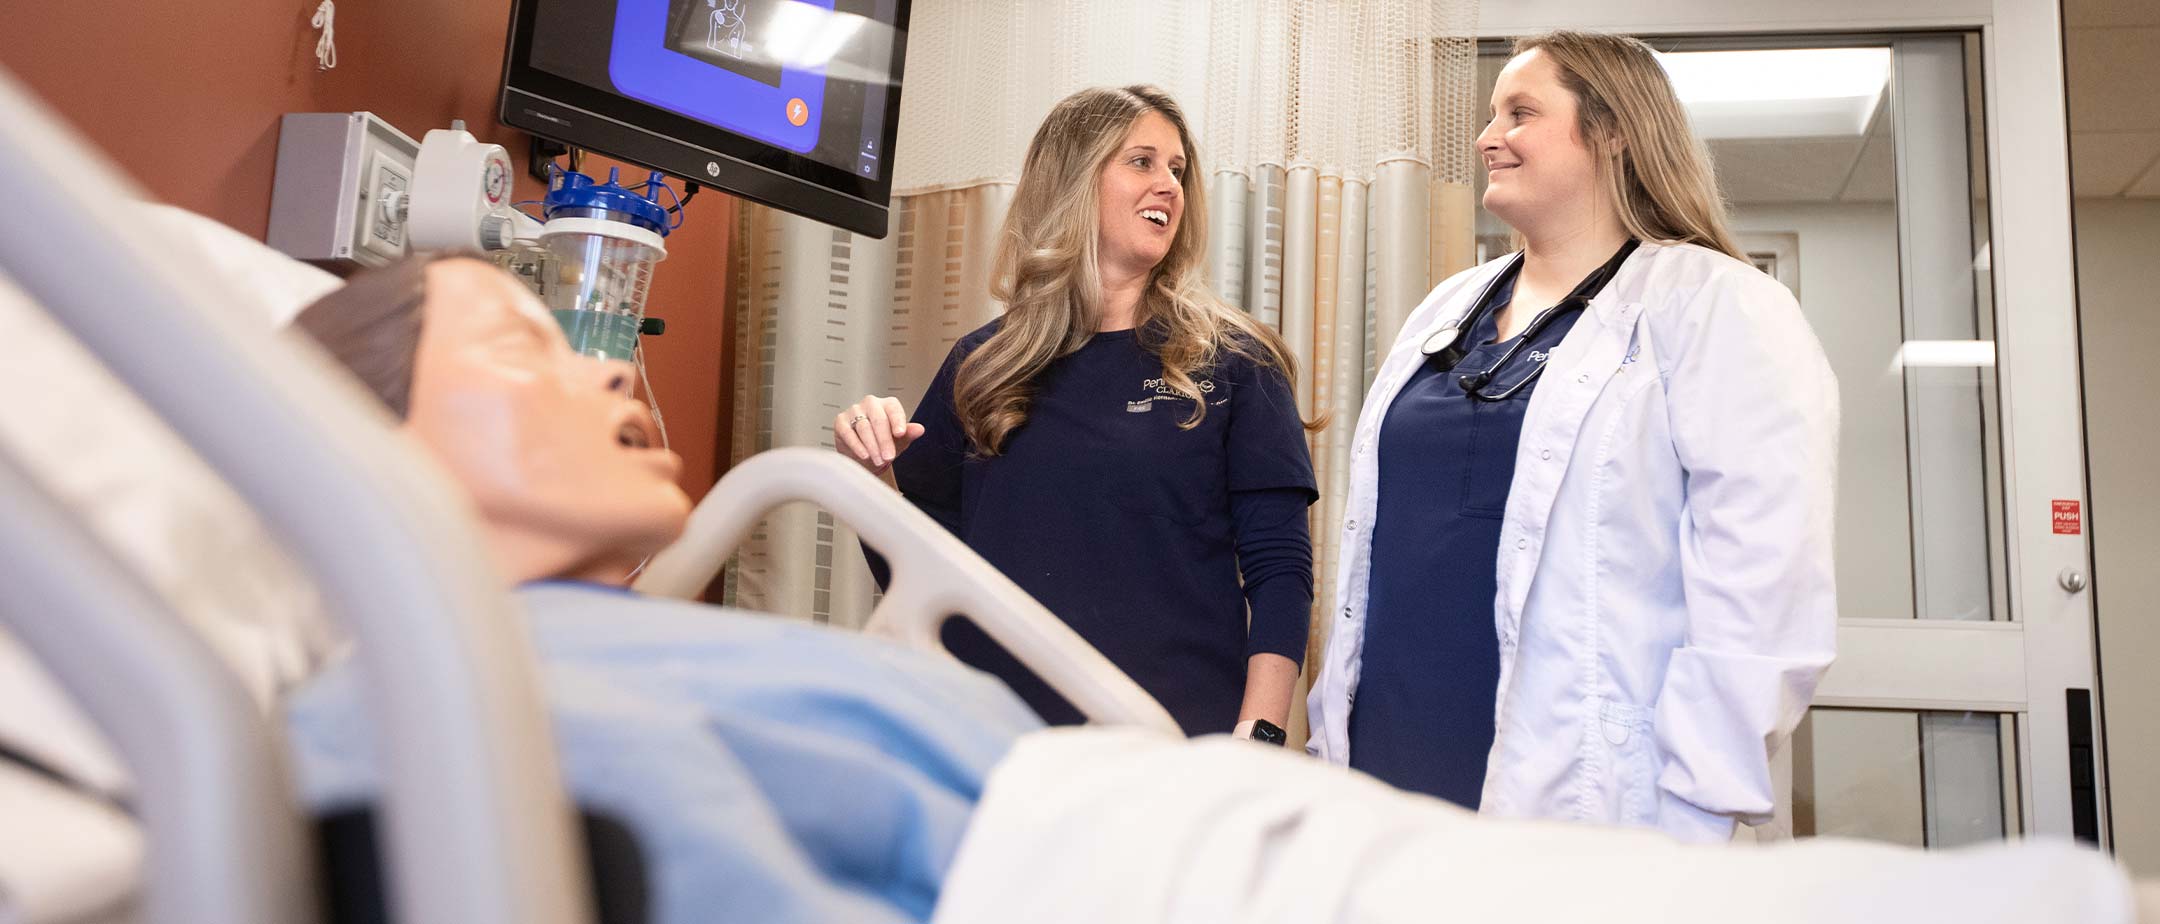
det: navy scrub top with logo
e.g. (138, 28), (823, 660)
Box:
(879, 319), (1317, 736)
(1347, 260), (1585, 806)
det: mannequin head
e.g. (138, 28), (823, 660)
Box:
(294, 256), (691, 585)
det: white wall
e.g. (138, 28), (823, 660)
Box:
(2075, 197), (2160, 875)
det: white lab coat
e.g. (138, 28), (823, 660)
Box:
(1307, 241), (1840, 842)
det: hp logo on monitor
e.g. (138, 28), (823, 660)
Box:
(706, 161), (721, 178)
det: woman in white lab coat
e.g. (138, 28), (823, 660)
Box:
(1306, 30), (1840, 842)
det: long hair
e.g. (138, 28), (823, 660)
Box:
(955, 85), (1314, 455)
(1511, 31), (1743, 261)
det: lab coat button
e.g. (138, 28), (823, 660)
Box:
(1539, 449), (1552, 461)
(1577, 373), (1590, 384)
(1515, 538), (1528, 551)
(1347, 519), (1358, 531)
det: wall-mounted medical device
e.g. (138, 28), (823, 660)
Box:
(268, 113), (540, 269)
(498, 0), (913, 238)
(268, 110), (689, 365)
(267, 112), (420, 267)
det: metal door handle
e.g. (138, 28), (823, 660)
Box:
(2059, 567), (2087, 593)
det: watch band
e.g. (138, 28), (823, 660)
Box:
(1239, 718), (1287, 747)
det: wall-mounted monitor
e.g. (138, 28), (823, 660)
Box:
(501, 0), (910, 238)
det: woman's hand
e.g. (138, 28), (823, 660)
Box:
(834, 394), (925, 474)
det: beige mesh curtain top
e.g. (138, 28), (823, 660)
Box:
(723, 0), (1480, 729)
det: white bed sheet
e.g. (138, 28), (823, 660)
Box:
(936, 727), (2137, 924)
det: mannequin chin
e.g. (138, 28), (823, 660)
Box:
(296, 256), (691, 586)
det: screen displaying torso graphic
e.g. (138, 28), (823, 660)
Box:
(528, 0), (900, 181)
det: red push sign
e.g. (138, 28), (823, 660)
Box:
(2052, 500), (2082, 535)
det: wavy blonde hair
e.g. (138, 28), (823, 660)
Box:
(955, 85), (1314, 455)
(1511, 31), (1743, 260)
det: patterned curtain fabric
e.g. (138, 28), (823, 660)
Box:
(721, 0), (1480, 740)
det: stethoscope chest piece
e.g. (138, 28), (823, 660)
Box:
(1420, 325), (1462, 356)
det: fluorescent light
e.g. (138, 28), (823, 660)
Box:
(1655, 48), (1893, 140)
(1890, 340), (1996, 372)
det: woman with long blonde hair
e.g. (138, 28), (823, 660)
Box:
(834, 85), (1319, 741)
(1308, 31), (1840, 841)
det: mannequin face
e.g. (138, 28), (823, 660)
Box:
(402, 259), (690, 584)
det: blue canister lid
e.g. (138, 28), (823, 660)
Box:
(542, 167), (672, 236)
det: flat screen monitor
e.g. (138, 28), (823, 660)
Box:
(501, 0), (910, 238)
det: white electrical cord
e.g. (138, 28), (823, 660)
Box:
(311, 1), (338, 70)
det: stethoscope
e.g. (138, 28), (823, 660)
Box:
(1420, 239), (1640, 402)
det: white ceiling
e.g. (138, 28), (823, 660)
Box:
(2065, 0), (2160, 198)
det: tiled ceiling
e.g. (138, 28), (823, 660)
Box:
(2065, 0), (2160, 198)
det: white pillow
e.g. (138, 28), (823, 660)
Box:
(0, 203), (349, 794)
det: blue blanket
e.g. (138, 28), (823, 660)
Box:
(283, 583), (1043, 923)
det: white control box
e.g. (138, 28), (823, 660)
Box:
(268, 112), (421, 268)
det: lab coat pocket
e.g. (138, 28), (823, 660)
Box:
(1598, 700), (1659, 826)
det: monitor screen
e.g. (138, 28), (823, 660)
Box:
(501, 0), (909, 238)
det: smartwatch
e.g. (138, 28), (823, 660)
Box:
(1243, 718), (1287, 747)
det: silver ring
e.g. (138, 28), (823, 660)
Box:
(850, 414), (868, 425)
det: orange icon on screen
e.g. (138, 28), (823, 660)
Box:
(786, 98), (809, 126)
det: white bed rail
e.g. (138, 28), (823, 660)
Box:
(0, 451), (315, 924)
(0, 67), (592, 924)
(635, 448), (1181, 734)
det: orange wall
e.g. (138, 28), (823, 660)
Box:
(0, 1), (735, 498)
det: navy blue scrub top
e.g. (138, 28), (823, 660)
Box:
(1347, 259), (1585, 807)
(875, 320), (1318, 736)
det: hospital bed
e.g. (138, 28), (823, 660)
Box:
(2, 61), (2154, 924)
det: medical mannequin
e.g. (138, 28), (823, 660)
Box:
(293, 254), (690, 586)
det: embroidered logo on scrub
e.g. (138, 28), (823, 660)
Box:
(1620, 343), (1642, 370)
(1129, 376), (1219, 412)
